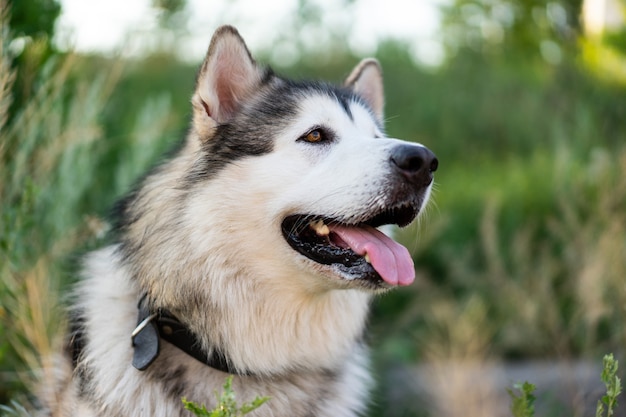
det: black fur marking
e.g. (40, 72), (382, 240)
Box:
(65, 310), (98, 403)
(110, 189), (140, 234)
(148, 365), (188, 403)
(75, 366), (93, 401)
(286, 368), (340, 417)
(66, 310), (86, 369)
(337, 94), (354, 121)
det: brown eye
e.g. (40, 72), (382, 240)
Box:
(304, 130), (323, 143)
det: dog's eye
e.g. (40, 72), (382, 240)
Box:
(298, 127), (335, 145)
(303, 129), (323, 143)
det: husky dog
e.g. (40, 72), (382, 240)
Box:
(41, 26), (438, 417)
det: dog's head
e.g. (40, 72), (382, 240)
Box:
(188, 26), (437, 292)
(118, 26), (437, 300)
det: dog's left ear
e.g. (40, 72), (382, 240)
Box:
(345, 58), (384, 122)
(192, 26), (265, 138)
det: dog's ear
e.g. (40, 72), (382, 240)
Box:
(345, 58), (384, 122)
(192, 26), (264, 137)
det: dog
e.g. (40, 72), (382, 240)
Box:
(40, 25), (438, 417)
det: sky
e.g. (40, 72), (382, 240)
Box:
(56, 0), (446, 66)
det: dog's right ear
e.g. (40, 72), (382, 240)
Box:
(192, 26), (265, 138)
(345, 58), (384, 123)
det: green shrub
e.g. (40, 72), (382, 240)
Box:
(182, 376), (269, 417)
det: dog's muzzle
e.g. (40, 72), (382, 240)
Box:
(281, 143), (438, 289)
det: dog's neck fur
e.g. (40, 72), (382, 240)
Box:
(66, 245), (372, 417)
(133, 265), (373, 377)
(127, 250), (373, 377)
(192, 282), (371, 376)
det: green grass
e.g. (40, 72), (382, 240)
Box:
(0, 3), (176, 401)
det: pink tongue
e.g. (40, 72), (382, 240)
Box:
(328, 224), (415, 286)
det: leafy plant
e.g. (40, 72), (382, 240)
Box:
(596, 354), (622, 417)
(507, 381), (536, 417)
(182, 376), (269, 417)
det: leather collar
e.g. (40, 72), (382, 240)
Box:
(131, 296), (248, 375)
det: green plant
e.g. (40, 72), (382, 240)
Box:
(507, 381), (536, 417)
(507, 354), (621, 417)
(596, 354), (622, 417)
(182, 376), (269, 417)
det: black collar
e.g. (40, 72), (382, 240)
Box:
(131, 296), (248, 375)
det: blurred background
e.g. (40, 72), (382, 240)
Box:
(1, 0), (626, 415)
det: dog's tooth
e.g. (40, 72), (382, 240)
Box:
(310, 220), (330, 236)
(364, 254), (371, 264)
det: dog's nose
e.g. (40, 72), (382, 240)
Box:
(390, 144), (438, 187)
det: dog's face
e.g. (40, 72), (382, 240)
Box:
(253, 93), (436, 291)
(179, 26), (438, 294)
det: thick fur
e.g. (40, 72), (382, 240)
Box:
(40, 26), (435, 417)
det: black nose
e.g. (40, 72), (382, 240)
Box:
(390, 144), (438, 187)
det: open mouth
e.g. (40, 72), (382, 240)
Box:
(281, 203), (419, 288)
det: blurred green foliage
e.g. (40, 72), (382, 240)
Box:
(8, 0), (60, 120)
(442, 0), (583, 58)
(9, 0), (59, 40)
(2, 0), (626, 415)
